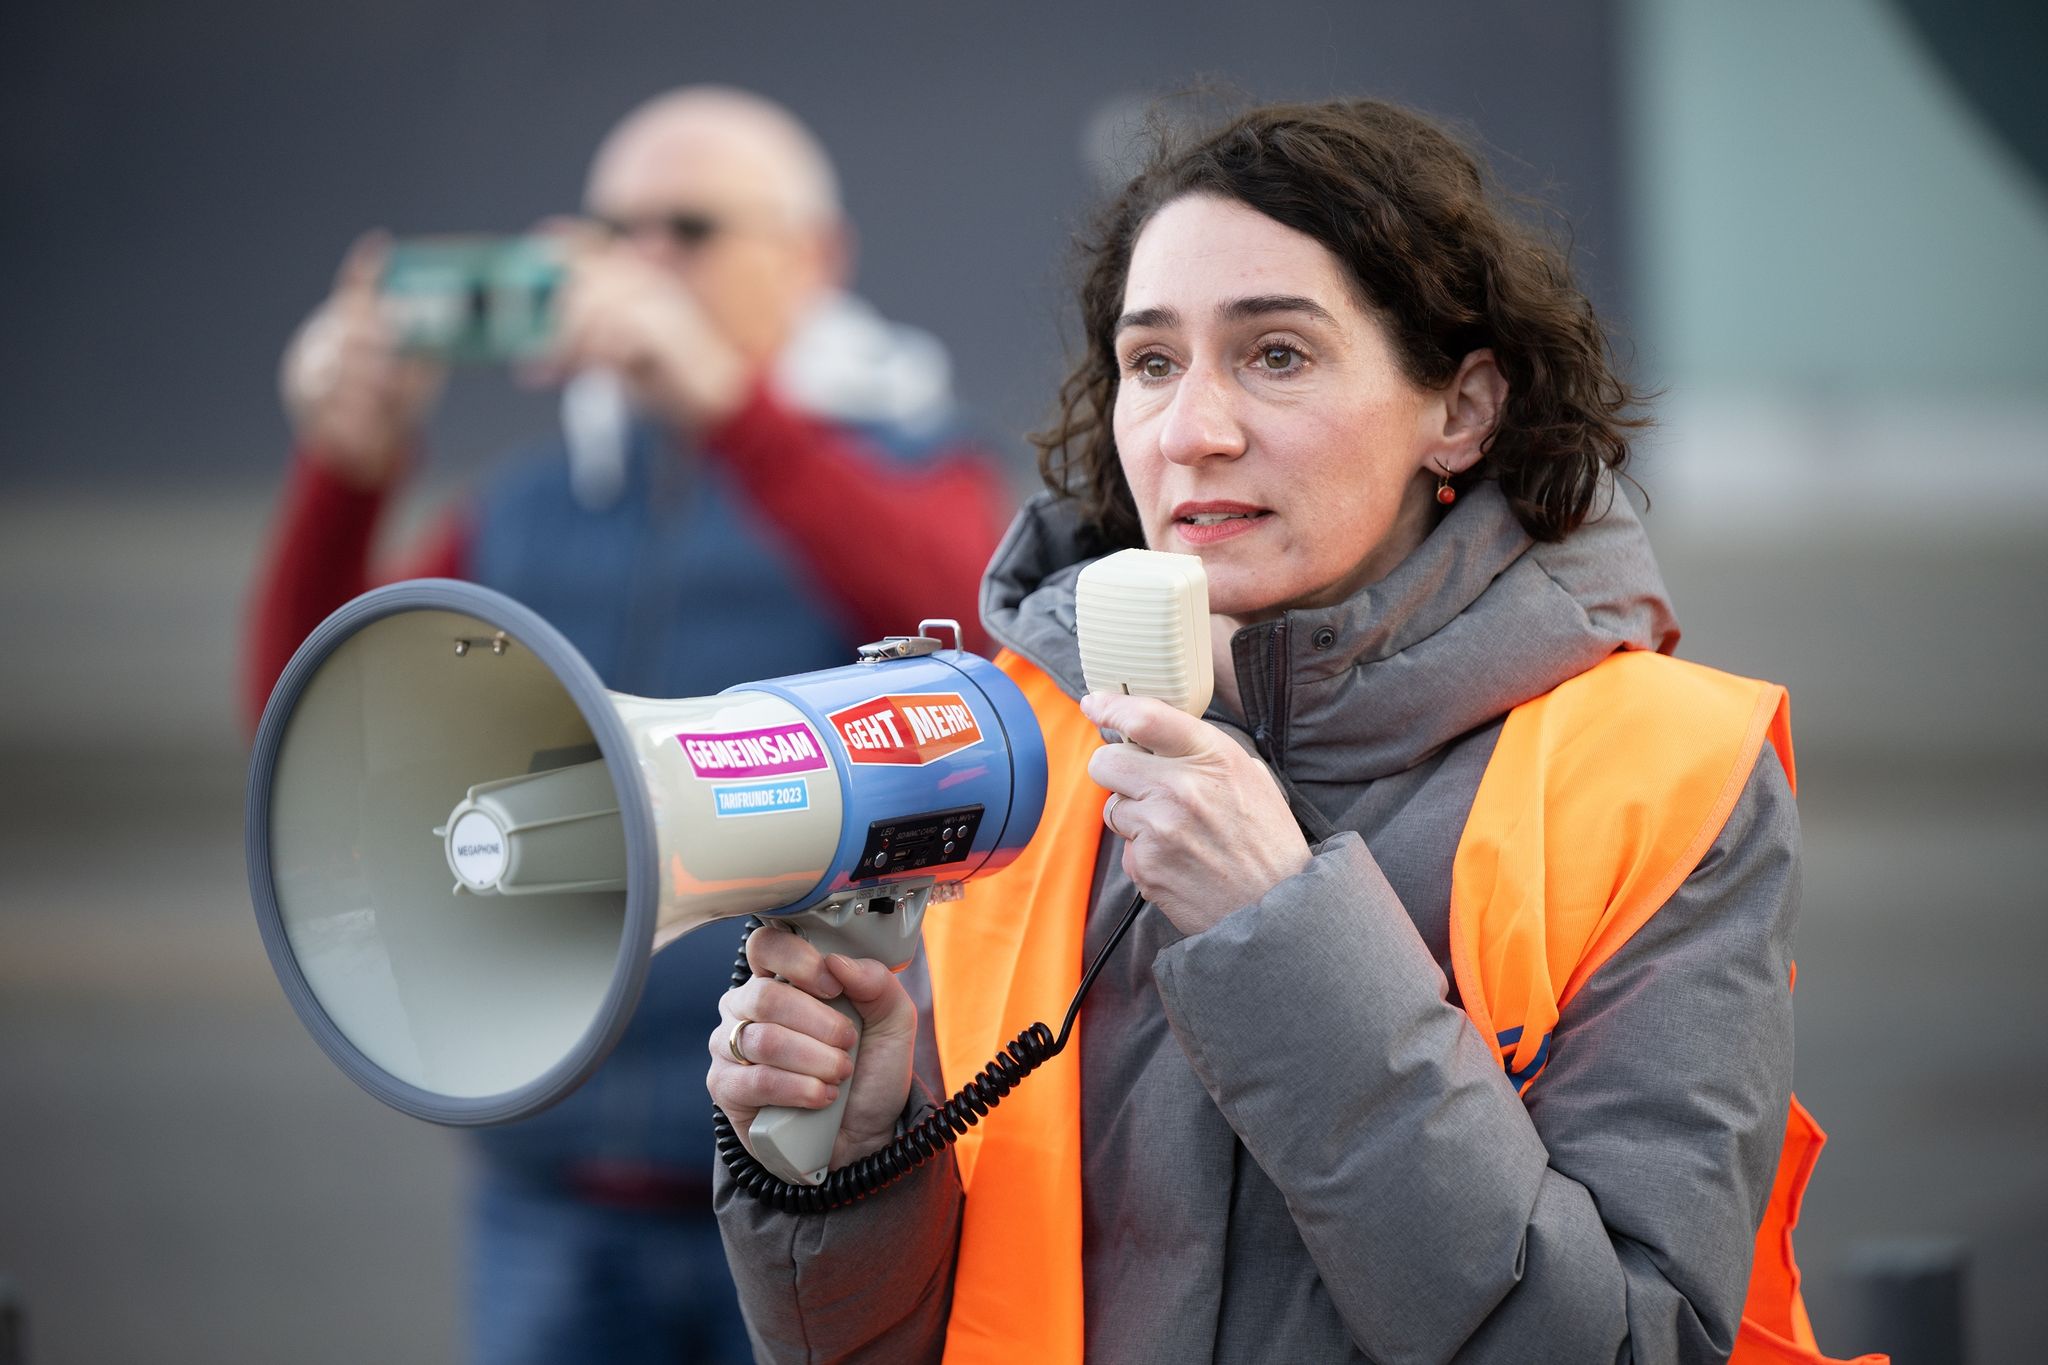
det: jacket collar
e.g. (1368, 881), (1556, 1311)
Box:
(983, 480), (1679, 782)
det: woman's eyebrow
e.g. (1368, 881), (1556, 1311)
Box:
(1114, 295), (1338, 338)
(1114, 305), (1178, 337)
(1220, 294), (1337, 326)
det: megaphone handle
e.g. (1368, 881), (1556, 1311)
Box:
(748, 993), (864, 1187)
(715, 889), (1151, 1214)
(743, 903), (924, 1187)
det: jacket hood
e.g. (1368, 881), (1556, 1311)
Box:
(982, 480), (1679, 782)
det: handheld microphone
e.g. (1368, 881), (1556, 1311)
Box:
(1076, 548), (1212, 718)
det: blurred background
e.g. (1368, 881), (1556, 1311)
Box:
(2, 0), (2042, 1360)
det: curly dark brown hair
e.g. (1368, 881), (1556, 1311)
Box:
(1035, 98), (1648, 550)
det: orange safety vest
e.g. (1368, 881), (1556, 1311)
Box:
(924, 649), (1886, 1365)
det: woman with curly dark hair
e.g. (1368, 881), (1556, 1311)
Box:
(711, 98), (1876, 1365)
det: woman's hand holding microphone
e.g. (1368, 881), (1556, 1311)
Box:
(1081, 691), (1310, 936)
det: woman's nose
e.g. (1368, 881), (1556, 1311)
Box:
(1156, 365), (1248, 466)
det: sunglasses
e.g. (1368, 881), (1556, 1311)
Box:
(595, 211), (724, 249)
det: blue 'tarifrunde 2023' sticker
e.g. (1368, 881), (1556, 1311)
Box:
(712, 779), (811, 818)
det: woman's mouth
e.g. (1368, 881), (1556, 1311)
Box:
(1171, 502), (1269, 546)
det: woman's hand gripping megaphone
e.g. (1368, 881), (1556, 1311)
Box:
(708, 916), (920, 1180)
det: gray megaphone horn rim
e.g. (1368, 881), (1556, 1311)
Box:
(245, 578), (658, 1125)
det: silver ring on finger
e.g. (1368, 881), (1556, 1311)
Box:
(1104, 792), (1128, 840)
(726, 1018), (756, 1066)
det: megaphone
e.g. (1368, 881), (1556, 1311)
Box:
(246, 579), (1047, 1186)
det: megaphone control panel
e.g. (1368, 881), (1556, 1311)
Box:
(857, 803), (984, 877)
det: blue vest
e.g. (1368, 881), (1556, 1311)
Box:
(465, 416), (952, 1179)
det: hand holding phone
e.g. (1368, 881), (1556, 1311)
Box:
(279, 233), (446, 487)
(545, 234), (748, 429)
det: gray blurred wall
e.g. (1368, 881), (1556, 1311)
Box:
(0, 0), (1627, 497)
(1627, 2), (2048, 1357)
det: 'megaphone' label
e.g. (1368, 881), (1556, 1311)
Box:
(675, 723), (830, 780)
(447, 809), (510, 888)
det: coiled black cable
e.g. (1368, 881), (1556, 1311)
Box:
(713, 889), (1148, 1214)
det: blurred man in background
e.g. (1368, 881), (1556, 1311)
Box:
(244, 86), (1015, 1365)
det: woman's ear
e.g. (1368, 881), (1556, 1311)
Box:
(1430, 349), (1507, 475)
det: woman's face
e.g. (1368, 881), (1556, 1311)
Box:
(1112, 194), (1452, 623)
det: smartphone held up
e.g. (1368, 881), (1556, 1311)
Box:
(381, 235), (565, 364)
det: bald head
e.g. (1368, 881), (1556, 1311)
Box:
(580, 87), (849, 365)
(586, 86), (841, 229)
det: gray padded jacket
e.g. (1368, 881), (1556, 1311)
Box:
(715, 483), (1799, 1365)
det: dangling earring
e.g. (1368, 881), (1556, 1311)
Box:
(1434, 463), (1457, 506)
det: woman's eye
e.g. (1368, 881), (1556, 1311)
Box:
(1256, 345), (1302, 371)
(1140, 354), (1174, 379)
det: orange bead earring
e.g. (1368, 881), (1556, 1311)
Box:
(1435, 464), (1457, 506)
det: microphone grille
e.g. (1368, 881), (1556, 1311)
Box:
(1074, 550), (1213, 717)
